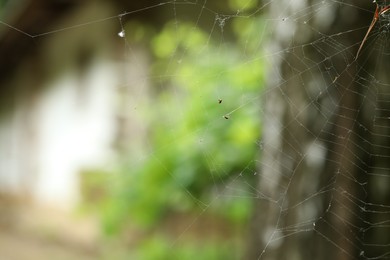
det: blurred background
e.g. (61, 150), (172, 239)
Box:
(1, 0), (389, 259)
(0, 0), (264, 259)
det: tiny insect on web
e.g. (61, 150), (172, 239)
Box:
(355, 1), (390, 60)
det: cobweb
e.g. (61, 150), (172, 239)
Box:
(1, 0), (390, 259)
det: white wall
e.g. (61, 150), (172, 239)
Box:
(0, 60), (118, 210)
(33, 61), (118, 209)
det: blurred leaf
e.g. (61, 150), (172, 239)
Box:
(228, 0), (257, 11)
(88, 11), (267, 258)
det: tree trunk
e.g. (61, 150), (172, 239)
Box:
(248, 1), (390, 259)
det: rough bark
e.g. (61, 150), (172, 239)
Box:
(248, 1), (390, 259)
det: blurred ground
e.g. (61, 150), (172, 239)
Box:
(0, 194), (99, 260)
(0, 231), (96, 260)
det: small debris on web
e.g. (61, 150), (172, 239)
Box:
(218, 99), (222, 104)
(118, 30), (125, 38)
(223, 115), (230, 119)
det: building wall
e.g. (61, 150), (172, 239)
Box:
(0, 1), (142, 210)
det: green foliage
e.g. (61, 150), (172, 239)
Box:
(132, 236), (242, 260)
(228, 0), (258, 11)
(83, 9), (267, 258)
